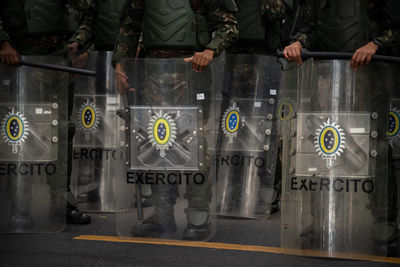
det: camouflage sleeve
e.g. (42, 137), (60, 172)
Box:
(374, 7), (400, 53)
(291, 0), (315, 49)
(69, 1), (96, 50)
(0, 16), (11, 43)
(205, 4), (239, 56)
(259, 0), (287, 21)
(112, 0), (144, 65)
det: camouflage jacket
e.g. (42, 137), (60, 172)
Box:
(292, 0), (400, 53)
(112, 0), (239, 64)
(0, 0), (90, 43)
(259, 0), (287, 21)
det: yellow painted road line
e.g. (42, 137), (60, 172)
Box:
(74, 235), (400, 264)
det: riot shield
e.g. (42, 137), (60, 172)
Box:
(0, 57), (68, 233)
(216, 54), (281, 219)
(281, 59), (393, 259)
(71, 51), (125, 212)
(116, 58), (217, 241)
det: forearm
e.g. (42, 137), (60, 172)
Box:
(205, 7), (238, 56)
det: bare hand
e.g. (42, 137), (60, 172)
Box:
(67, 42), (79, 55)
(71, 51), (89, 69)
(283, 41), (303, 65)
(350, 42), (378, 71)
(0, 41), (20, 66)
(115, 63), (135, 96)
(184, 49), (214, 72)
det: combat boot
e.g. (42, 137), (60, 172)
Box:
(183, 207), (210, 240)
(131, 206), (177, 237)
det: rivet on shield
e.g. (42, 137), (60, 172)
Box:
(199, 128), (203, 132)
(199, 163), (203, 167)
(125, 144), (129, 148)
(371, 131), (378, 139)
(265, 129), (271, 136)
(132, 130), (136, 133)
(370, 150), (378, 158)
(51, 136), (58, 143)
(263, 145), (270, 151)
(193, 131), (197, 135)
(136, 136), (139, 140)
(51, 120), (58, 126)
(120, 141), (125, 147)
(269, 98), (275, 105)
(125, 126), (129, 131)
(126, 108), (129, 113)
(199, 145), (203, 149)
(125, 162), (129, 166)
(199, 109), (203, 114)
(52, 103), (59, 110)
(267, 114), (273, 120)
(291, 131), (296, 137)
(289, 167), (295, 174)
(371, 112), (379, 120)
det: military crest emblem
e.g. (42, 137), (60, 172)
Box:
(78, 100), (100, 141)
(221, 102), (245, 144)
(148, 110), (177, 158)
(1, 111), (29, 154)
(388, 108), (400, 145)
(314, 118), (346, 169)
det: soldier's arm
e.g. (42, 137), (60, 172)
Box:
(0, 15), (20, 66)
(112, 0), (144, 66)
(204, 4), (238, 56)
(283, 0), (315, 64)
(259, 0), (287, 21)
(69, 2), (96, 53)
(0, 17), (11, 44)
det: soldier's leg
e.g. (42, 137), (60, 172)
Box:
(132, 182), (179, 237)
(183, 160), (212, 240)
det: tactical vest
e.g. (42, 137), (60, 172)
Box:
(0, 0), (77, 38)
(235, 0), (265, 43)
(313, 0), (371, 52)
(94, 0), (126, 49)
(142, 0), (211, 49)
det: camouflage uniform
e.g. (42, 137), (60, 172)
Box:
(0, 0), (90, 223)
(113, 0), (238, 239)
(290, 0), (400, 253)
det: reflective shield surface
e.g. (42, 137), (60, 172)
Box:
(281, 60), (392, 259)
(216, 54), (281, 219)
(0, 57), (68, 233)
(71, 51), (125, 212)
(116, 58), (217, 241)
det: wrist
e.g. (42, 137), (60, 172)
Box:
(371, 39), (382, 51)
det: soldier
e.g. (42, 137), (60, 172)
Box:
(0, 0), (91, 225)
(282, 0), (400, 256)
(216, 0), (306, 219)
(67, 1), (127, 212)
(113, 0), (238, 240)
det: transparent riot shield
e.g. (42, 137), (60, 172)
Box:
(0, 57), (68, 233)
(116, 58), (217, 241)
(389, 63), (400, 174)
(216, 54), (281, 219)
(281, 59), (393, 259)
(71, 51), (125, 212)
